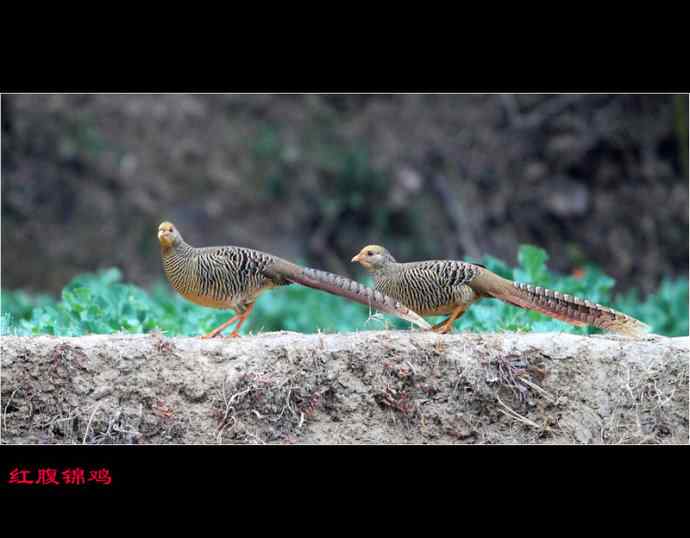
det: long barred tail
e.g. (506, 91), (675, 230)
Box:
(473, 271), (650, 336)
(506, 281), (649, 336)
(277, 263), (432, 330)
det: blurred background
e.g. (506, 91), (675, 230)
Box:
(1, 94), (688, 336)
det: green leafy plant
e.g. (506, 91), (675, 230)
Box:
(1, 245), (687, 337)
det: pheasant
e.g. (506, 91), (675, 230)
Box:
(351, 245), (649, 336)
(157, 222), (430, 337)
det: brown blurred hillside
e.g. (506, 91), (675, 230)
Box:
(2, 94), (688, 295)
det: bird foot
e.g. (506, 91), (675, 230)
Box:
(200, 331), (221, 339)
(200, 330), (242, 339)
(432, 324), (453, 334)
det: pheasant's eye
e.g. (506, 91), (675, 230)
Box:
(367, 251), (373, 256)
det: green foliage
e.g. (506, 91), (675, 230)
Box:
(0, 289), (54, 320)
(0, 267), (389, 337)
(613, 278), (689, 337)
(1, 246), (687, 337)
(2, 269), (160, 336)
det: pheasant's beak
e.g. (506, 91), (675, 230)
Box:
(351, 253), (363, 263)
(158, 228), (173, 246)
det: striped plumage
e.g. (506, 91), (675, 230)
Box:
(351, 245), (650, 336)
(158, 222), (430, 337)
(162, 242), (287, 311)
(371, 259), (483, 317)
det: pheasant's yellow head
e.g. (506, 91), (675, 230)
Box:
(158, 221), (182, 249)
(351, 245), (395, 271)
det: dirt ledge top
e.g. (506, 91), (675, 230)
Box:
(1, 331), (688, 444)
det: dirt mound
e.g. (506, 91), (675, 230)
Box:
(1, 331), (687, 444)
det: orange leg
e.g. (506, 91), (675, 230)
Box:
(201, 303), (256, 339)
(201, 314), (241, 339)
(227, 303), (255, 338)
(432, 305), (467, 334)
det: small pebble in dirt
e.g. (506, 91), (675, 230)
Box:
(92, 385), (113, 400)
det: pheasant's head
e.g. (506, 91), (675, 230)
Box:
(158, 221), (182, 249)
(351, 245), (395, 271)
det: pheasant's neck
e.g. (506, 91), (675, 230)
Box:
(373, 262), (400, 282)
(161, 241), (197, 294)
(162, 241), (194, 259)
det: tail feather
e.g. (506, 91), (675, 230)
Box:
(473, 271), (650, 336)
(270, 261), (432, 330)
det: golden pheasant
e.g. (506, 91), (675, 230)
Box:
(157, 222), (430, 337)
(351, 245), (649, 336)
